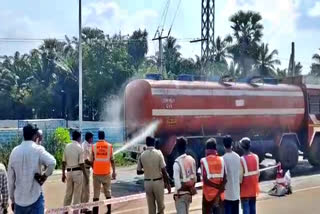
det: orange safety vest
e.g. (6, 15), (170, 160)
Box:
(240, 154), (260, 198)
(175, 155), (196, 189)
(92, 140), (112, 175)
(201, 155), (225, 201)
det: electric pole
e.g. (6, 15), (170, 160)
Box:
(153, 35), (168, 77)
(288, 42), (295, 76)
(79, 0), (83, 131)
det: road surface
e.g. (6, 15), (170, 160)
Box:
(42, 159), (320, 213)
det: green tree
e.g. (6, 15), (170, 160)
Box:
(228, 10), (264, 77)
(214, 36), (232, 64)
(128, 29), (148, 70)
(164, 36), (182, 77)
(276, 68), (287, 80)
(226, 61), (240, 78)
(0, 52), (33, 119)
(206, 36), (233, 76)
(294, 62), (303, 75)
(255, 43), (280, 77)
(311, 50), (320, 76)
(178, 58), (197, 74)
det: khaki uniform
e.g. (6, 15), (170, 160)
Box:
(93, 174), (112, 199)
(63, 141), (84, 206)
(81, 140), (92, 203)
(137, 147), (166, 214)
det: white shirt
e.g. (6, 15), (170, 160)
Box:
(8, 141), (56, 207)
(82, 141), (91, 161)
(223, 151), (241, 201)
(173, 154), (196, 194)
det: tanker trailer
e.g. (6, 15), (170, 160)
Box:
(124, 76), (320, 176)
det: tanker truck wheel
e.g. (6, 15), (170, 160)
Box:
(279, 139), (299, 170)
(308, 135), (320, 167)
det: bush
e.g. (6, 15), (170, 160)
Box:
(0, 137), (21, 168)
(114, 152), (136, 167)
(44, 127), (71, 169)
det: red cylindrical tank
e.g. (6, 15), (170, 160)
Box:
(125, 79), (305, 142)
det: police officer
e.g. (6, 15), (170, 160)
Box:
(200, 138), (226, 214)
(91, 130), (116, 214)
(137, 136), (171, 214)
(62, 130), (88, 206)
(81, 132), (94, 204)
(173, 137), (197, 214)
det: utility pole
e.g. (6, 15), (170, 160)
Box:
(78, 0), (83, 131)
(153, 35), (168, 77)
(288, 42), (295, 76)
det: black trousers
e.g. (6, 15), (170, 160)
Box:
(202, 195), (224, 214)
(224, 200), (239, 214)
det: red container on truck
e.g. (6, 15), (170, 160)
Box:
(124, 76), (320, 175)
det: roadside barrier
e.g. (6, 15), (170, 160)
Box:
(46, 163), (280, 213)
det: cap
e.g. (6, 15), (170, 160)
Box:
(240, 137), (251, 150)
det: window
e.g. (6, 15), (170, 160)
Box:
(309, 95), (320, 114)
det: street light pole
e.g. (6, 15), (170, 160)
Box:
(78, 0), (83, 131)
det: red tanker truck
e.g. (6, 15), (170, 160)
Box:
(124, 75), (320, 176)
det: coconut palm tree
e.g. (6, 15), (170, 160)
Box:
(294, 62), (303, 75)
(311, 49), (320, 76)
(276, 68), (287, 79)
(164, 36), (182, 76)
(214, 36), (232, 64)
(228, 10), (264, 77)
(255, 43), (281, 77)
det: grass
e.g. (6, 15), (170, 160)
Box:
(112, 143), (136, 167)
(114, 152), (136, 167)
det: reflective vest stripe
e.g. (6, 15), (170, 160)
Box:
(202, 157), (224, 179)
(176, 158), (195, 183)
(241, 155), (259, 177)
(93, 142), (111, 162)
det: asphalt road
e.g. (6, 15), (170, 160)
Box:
(42, 159), (320, 213)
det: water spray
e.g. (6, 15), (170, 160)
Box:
(114, 120), (161, 155)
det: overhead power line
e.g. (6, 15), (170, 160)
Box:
(168, 0), (182, 36)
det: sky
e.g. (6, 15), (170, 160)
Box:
(0, 0), (320, 74)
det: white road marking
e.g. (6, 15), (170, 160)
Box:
(112, 195), (203, 214)
(152, 108), (305, 116)
(112, 175), (320, 214)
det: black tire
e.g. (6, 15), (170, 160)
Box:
(279, 138), (299, 169)
(308, 135), (320, 167)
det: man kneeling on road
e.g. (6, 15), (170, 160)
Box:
(201, 138), (227, 214)
(137, 136), (171, 214)
(173, 137), (197, 214)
